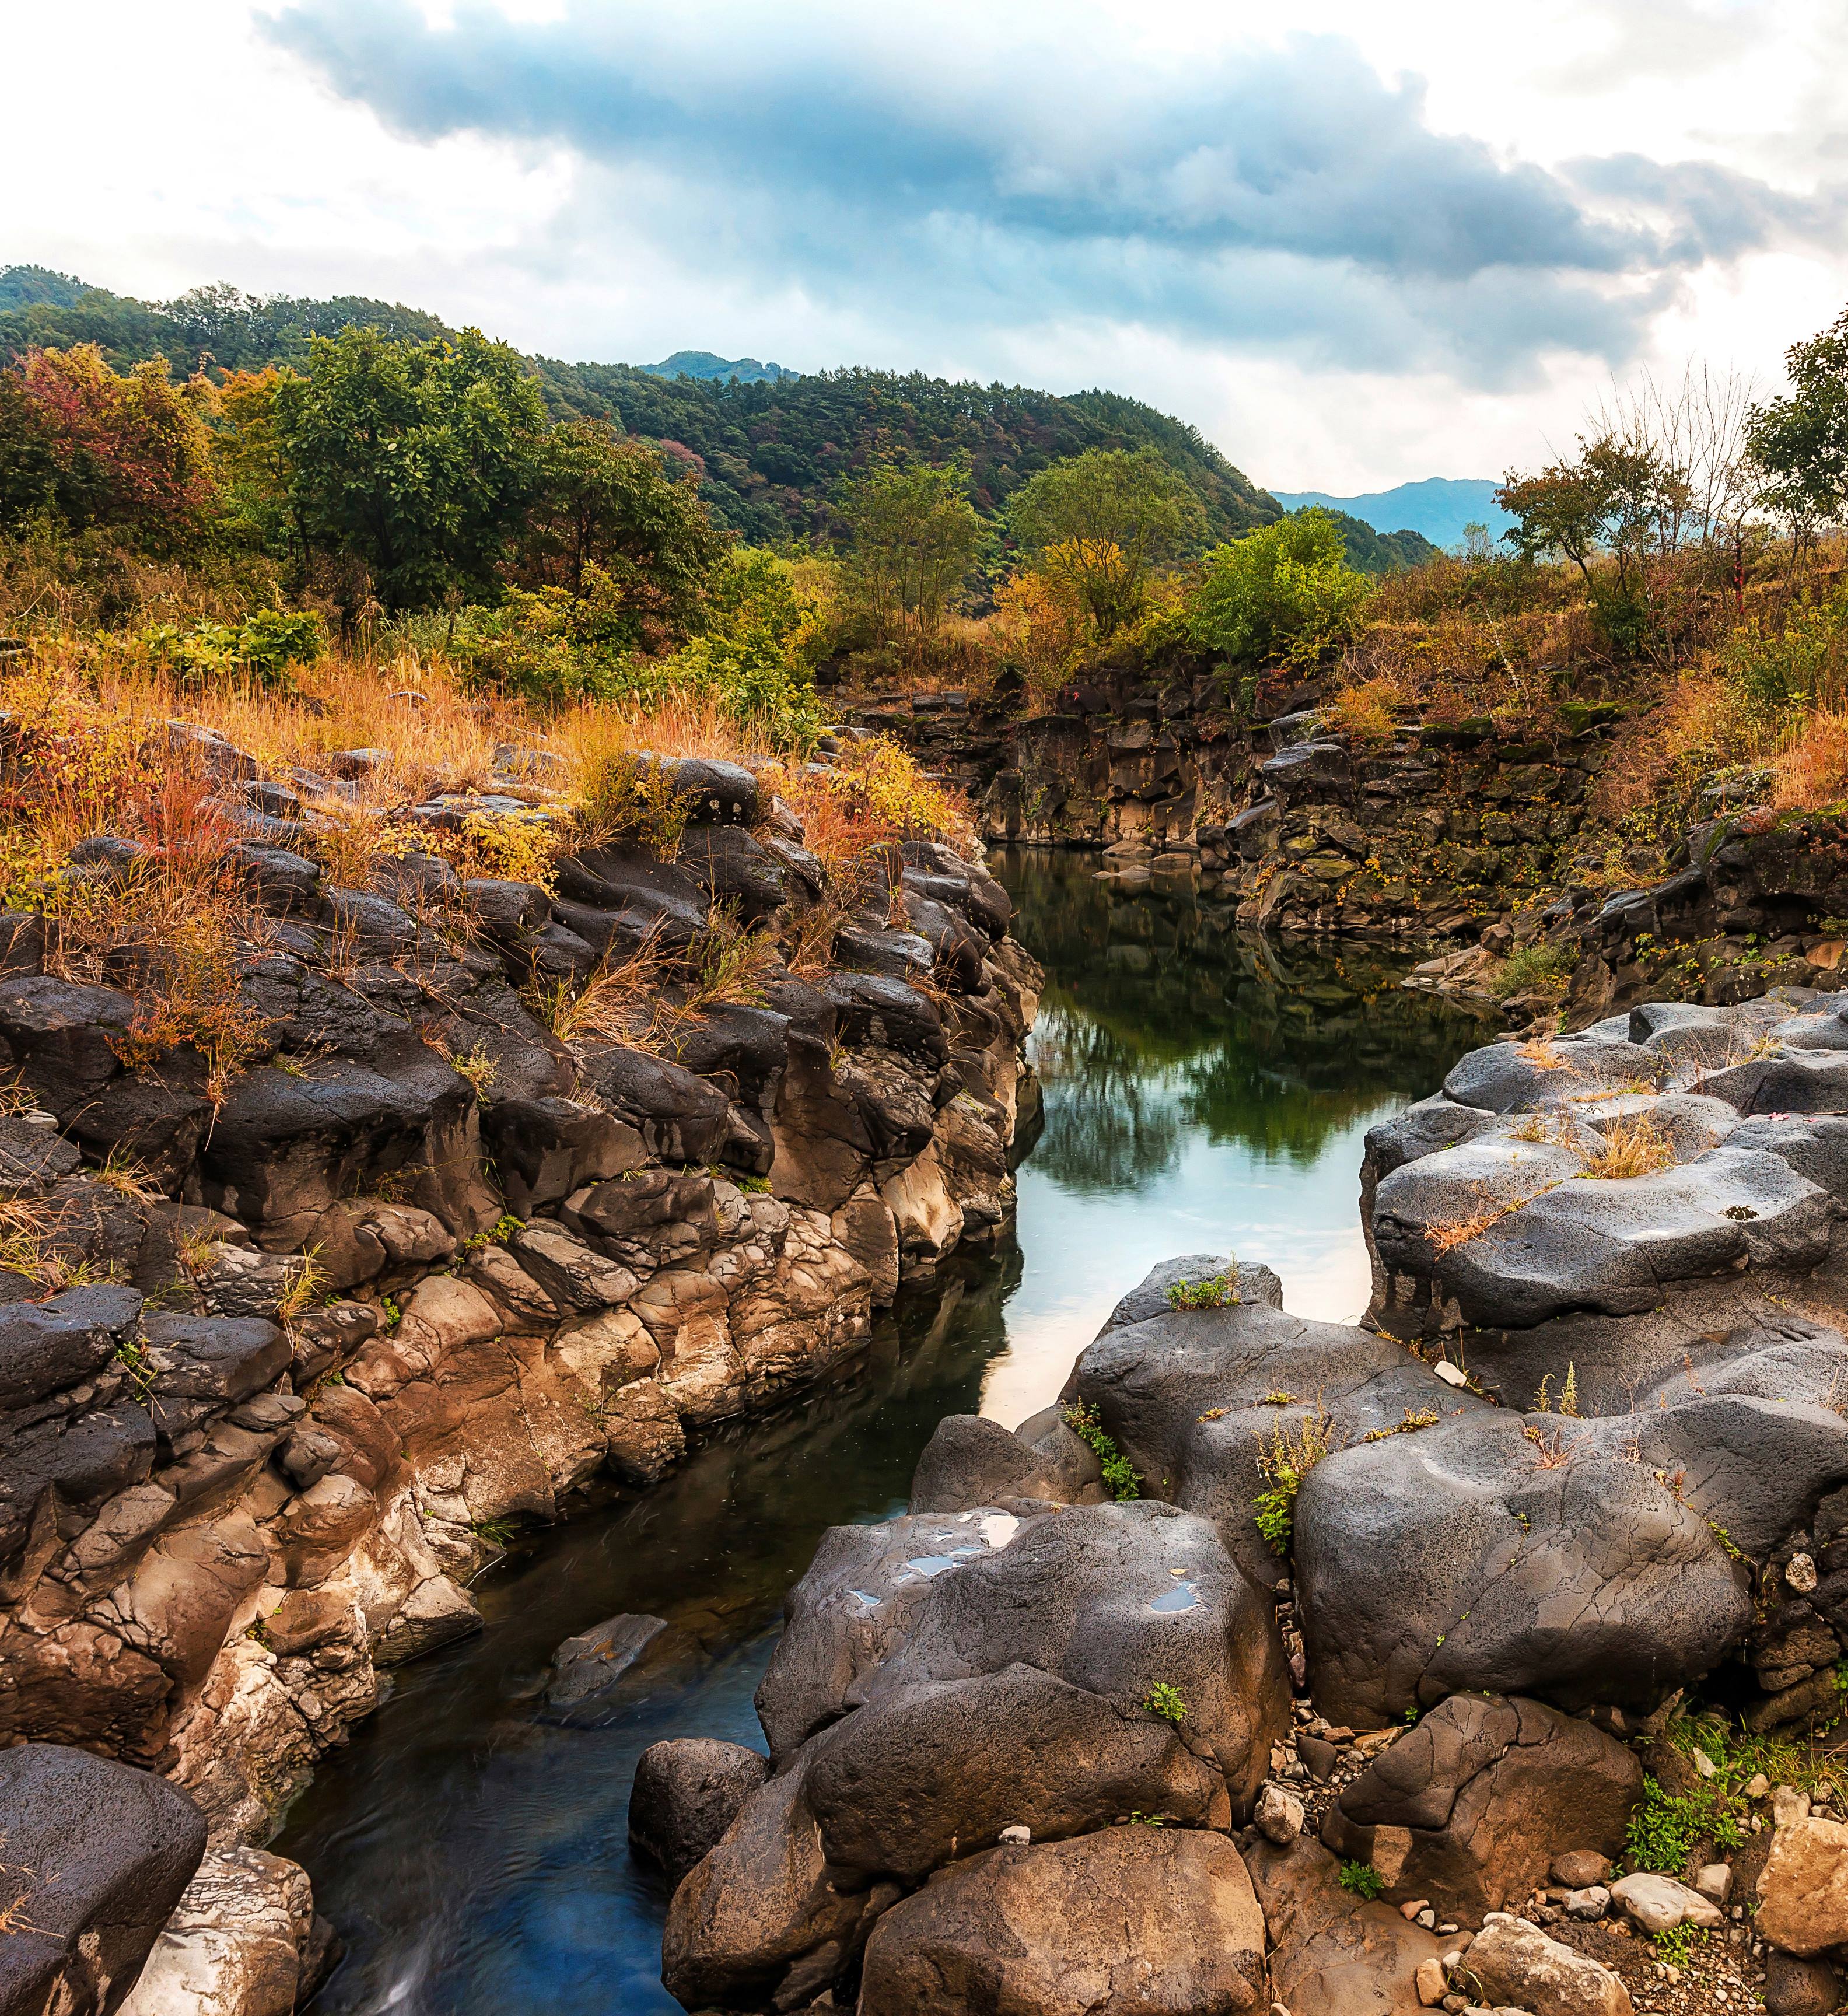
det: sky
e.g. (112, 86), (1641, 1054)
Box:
(7, 0), (1847, 492)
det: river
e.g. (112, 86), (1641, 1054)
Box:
(277, 847), (1489, 2014)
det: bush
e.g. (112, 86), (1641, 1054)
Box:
(1143, 1682), (1188, 1725)
(1338, 1861), (1385, 1900)
(138, 606), (324, 689)
(1166, 1274), (1237, 1310)
(1494, 942), (1576, 999)
(1187, 509), (1374, 668)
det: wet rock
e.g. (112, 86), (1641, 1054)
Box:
(859, 1829), (1268, 2016)
(481, 1096), (645, 1216)
(1329, 1693), (1641, 1921)
(0, 1742), (207, 2016)
(540, 1612), (698, 1724)
(629, 1738), (771, 1889)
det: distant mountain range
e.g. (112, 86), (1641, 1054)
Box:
(1270, 477), (1510, 551)
(639, 350), (795, 385)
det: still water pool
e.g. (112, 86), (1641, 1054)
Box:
(278, 848), (1488, 2014)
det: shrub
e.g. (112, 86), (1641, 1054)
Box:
(139, 607), (324, 689)
(1625, 1776), (1709, 1875)
(1143, 1682), (1188, 1726)
(1338, 1861), (1385, 1900)
(1251, 1408), (1336, 1553)
(1062, 1399), (1143, 1502)
(1166, 1273), (1238, 1310)
(1578, 1114), (1676, 1181)
(1187, 509), (1374, 668)
(1495, 942), (1577, 999)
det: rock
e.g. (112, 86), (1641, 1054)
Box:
(1695, 1861), (1734, 1905)
(1465, 1913), (1633, 2016)
(117, 1845), (315, 2016)
(1330, 1693), (1642, 1921)
(0, 1742), (208, 2016)
(1247, 1833), (1445, 2015)
(654, 754), (760, 827)
(908, 1409), (1104, 1513)
(1606, 1870), (1724, 1934)
(858, 1829), (1269, 2016)
(1552, 1852), (1612, 1888)
(1564, 1886), (1609, 1920)
(1790, 1552), (1821, 1592)
(1777, 1785), (1815, 1829)
(1758, 1815), (1848, 1954)
(1417, 1957), (1449, 2007)
(1300, 1733), (1338, 1780)
(1258, 1780), (1306, 1845)
(628, 1738), (771, 1889)
(540, 1612), (697, 1723)
(1766, 1950), (1844, 2015)
(661, 1758), (878, 2011)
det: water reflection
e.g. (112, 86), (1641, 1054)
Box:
(279, 849), (1486, 2015)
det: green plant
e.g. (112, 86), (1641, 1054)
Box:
(1338, 1861), (1385, 1901)
(1143, 1682), (1188, 1726)
(1653, 1922), (1706, 1968)
(1495, 941), (1577, 999)
(1251, 1407), (1337, 1555)
(1063, 1400), (1143, 1502)
(1125, 1811), (1171, 1827)
(1625, 1777), (1713, 1875)
(1165, 1273), (1238, 1310)
(1187, 509), (1374, 667)
(113, 1336), (155, 1402)
(379, 1294), (401, 1329)
(470, 1518), (517, 1548)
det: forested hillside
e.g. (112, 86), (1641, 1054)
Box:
(0, 265), (1279, 545)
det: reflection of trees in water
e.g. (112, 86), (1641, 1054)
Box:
(1032, 1006), (1184, 1192)
(1001, 847), (1488, 1188)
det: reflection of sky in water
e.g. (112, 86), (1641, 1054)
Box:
(981, 1055), (1402, 1426)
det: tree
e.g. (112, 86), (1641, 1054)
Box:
(1497, 433), (1692, 652)
(839, 457), (983, 653)
(272, 324), (547, 610)
(1746, 304), (1848, 540)
(519, 418), (726, 644)
(0, 344), (216, 551)
(1185, 508), (1373, 667)
(1007, 446), (1205, 634)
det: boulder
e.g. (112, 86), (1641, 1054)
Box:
(908, 1410), (1104, 1513)
(1245, 1833), (1444, 2016)
(540, 1612), (698, 1725)
(1606, 1870), (1724, 1934)
(0, 1742), (207, 2016)
(1766, 1951), (1845, 2015)
(1759, 1816), (1848, 1955)
(1329, 1693), (1642, 1921)
(1464, 1912), (1633, 2016)
(628, 1738), (771, 1889)
(858, 1829), (1269, 2016)
(117, 1846), (317, 2016)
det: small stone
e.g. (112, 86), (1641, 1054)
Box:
(1748, 1774), (1773, 1800)
(1418, 1909), (1437, 1929)
(1609, 1870), (1725, 1933)
(1788, 1552), (1821, 1594)
(1775, 1786), (1815, 1831)
(999, 1825), (1031, 1846)
(1255, 1781), (1305, 1846)
(1297, 1734), (1338, 1780)
(1553, 1850), (1614, 1888)
(1696, 1863), (1735, 1906)
(1402, 1898), (1433, 1921)
(1566, 1885), (1611, 1920)
(1433, 1360), (1468, 1388)
(1416, 1956), (1448, 2007)
(1693, 1747), (1718, 1779)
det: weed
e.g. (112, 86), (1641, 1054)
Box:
(276, 1246), (329, 1320)
(1362, 1408), (1441, 1444)
(1062, 1400), (1143, 1502)
(1251, 1407), (1337, 1554)
(1517, 1036), (1572, 1071)
(1626, 1777), (1714, 1876)
(1125, 1810), (1172, 1827)
(90, 1148), (162, 1203)
(442, 1042), (500, 1097)
(379, 1294), (401, 1329)
(1197, 1406), (1227, 1422)
(1143, 1682), (1188, 1726)
(1496, 942), (1577, 999)
(1338, 1861), (1385, 1901)
(1521, 1422), (1582, 1468)
(1165, 1273), (1238, 1310)
(1532, 1364), (1581, 1416)
(527, 929), (673, 1049)
(1653, 1923), (1706, 1969)
(113, 1335), (156, 1402)
(1260, 1390), (1298, 1406)
(1578, 1113), (1677, 1180)
(575, 748), (692, 854)
(470, 1518), (517, 1549)
(1507, 1110), (1578, 1147)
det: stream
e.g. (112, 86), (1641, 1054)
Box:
(277, 848), (1489, 2014)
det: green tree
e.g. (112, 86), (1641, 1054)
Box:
(1185, 508), (1373, 667)
(1007, 446), (1206, 634)
(1497, 433), (1691, 652)
(839, 457), (983, 652)
(522, 418), (727, 642)
(1746, 304), (1848, 538)
(273, 324), (547, 610)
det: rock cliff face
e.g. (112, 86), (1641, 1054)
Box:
(639, 1003), (1848, 2016)
(852, 680), (1631, 942)
(0, 733), (1040, 1897)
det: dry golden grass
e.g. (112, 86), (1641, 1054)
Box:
(1323, 676), (1404, 747)
(1507, 1110), (1579, 1147)
(526, 930), (676, 1049)
(1577, 1113), (1677, 1180)
(1774, 706), (1848, 812)
(1516, 1036), (1572, 1072)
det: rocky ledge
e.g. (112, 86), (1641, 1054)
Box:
(630, 997), (1848, 2016)
(0, 735), (1040, 2014)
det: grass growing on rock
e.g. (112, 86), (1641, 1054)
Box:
(1251, 1407), (1337, 1554)
(1578, 1113), (1678, 1180)
(1062, 1401), (1143, 1502)
(1164, 1273), (1238, 1310)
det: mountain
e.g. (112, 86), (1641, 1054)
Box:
(1270, 477), (1510, 551)
(1307, 508), (1441, 576)
(640, 349), (794, 385)
(0, 263), (1281, 546)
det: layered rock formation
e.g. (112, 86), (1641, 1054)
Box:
(637, 1002), (1848, 2015)
(0, 733), (1040, 2012)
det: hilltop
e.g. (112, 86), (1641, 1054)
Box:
(1270, 476), (1510, 550)
(639, 349), (794, 384)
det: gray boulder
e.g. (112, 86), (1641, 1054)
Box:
(1245, 1833), (1444, 2016)
(628, 1738), (771, 1889)
(541, 1613), (698, 1726)
(908, 1410), (1104, 1514)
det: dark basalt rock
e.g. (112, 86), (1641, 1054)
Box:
(481, 1096), (646, 1215)
(654, 754), (760, 828)
(572, 1042), (735, 1168)
(0, 1742), (207, 2016)
(820, 972), (947, 1067)
(0, 976), (134, 1122)
(554, 843), (710, 948)
(540, 1612), (699, 1725)
(832, 926), (934, 982)
(0, 1285), (144, 1410)
(141, 1314), (292, 1445)
(628, 1737), (771, 1888)
(0, 1402), (156, 1570)
(677, 826), (788, 923)
(908, 1410), (1105, 1514)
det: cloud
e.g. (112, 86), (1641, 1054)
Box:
(265, 0), (1839, 384)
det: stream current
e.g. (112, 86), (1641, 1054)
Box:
(276, 848), (1488, 2014)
